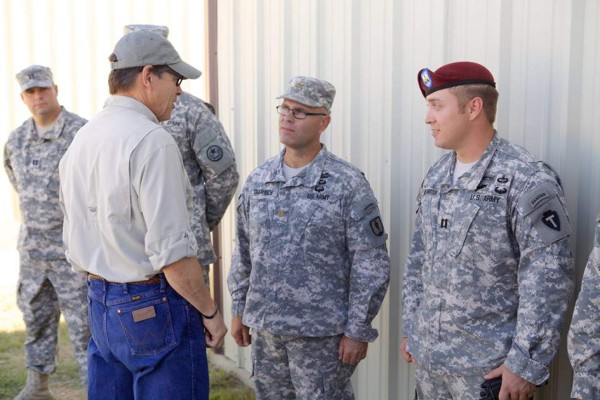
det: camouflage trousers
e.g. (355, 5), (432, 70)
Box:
(17, 255), (90, 383)
(252, 329), (356, 400)
(415, 362), (491, 399)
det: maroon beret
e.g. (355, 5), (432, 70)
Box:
(418, 61), (496, 97)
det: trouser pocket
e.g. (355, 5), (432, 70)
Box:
(117, 295), (177, 356)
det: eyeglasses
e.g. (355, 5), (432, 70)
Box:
(276, 105), (327, 120)
(175, 76), (183, 87)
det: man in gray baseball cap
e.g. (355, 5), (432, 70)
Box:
(59, 30), (226, 399)
(228, 76), (390, 399)
(121, 24), (239, 289)
(5, 64), (90, 399)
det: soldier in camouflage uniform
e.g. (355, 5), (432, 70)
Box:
(3, 65), (90, 399)
(568, 213), (600, 399)
(228, 76), (390, 399)
(401, 62), (574, 399)
(124, 24), (239, 284)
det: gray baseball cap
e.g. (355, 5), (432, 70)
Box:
(277, 76), (336, 111)
(123, 24), (169, 38)
(109, 30), (200, 79)
(16, 65), (54, 92)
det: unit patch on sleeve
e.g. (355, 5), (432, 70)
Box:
(206, 145), (223, 161)
(370, 217), (385, 237)
(519, 182), (571, 245)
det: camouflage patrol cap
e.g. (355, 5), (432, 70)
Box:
(109, 30), (200, 79)
(418, 61), (496, 97)
(16, 65), (55, 92)
(124, 24), (169, 38)
(277, 76), (336, 111)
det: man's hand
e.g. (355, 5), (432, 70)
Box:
(231, 316), (251, 347)
(202, 312), (228, 349)
(338, 335), (368, 365)
(484, 364), (536, 400)
(400, 336), (415, 363)
(162, 257), (228, 349)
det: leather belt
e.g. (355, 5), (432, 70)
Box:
(88, 273), (162, 285)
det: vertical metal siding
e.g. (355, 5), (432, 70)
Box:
(217, 1), (600, 399)
(1, 1), (598, 399)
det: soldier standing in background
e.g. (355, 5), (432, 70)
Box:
(3, 65), (90, 400)
(124, 24), (239, 285)
(228, 76), (390, 399)
(568, 213), (600, 399)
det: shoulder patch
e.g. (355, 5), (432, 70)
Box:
(524, 195), (571, 246)
(519, 182), (557, 216)
(206, 145), (223, 161)
(350, 197), (387, 248)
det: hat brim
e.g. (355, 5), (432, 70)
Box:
(277, 93), (322, 109)
(169, 61), (201, 80)
(21, 80), (54, 92)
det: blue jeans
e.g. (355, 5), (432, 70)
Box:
(87, 275), (208, 400)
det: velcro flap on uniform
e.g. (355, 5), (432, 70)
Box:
(350, 197), (378, 221)
(351, 197), (387, 247)
(132, 305), (157, 322)
(519, 183), (556, 216)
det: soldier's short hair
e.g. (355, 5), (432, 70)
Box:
(107, 63), (181, 95)
(450, 84), (499, 124)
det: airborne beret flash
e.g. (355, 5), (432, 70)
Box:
(418, 61), (496, 97)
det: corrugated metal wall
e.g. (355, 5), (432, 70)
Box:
(1, 0), (598, 398)
(216, 1), (600, 399)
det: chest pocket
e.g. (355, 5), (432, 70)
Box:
(447, 201), (480, 257)
(248, 196), (272, 244)
(292, 196), (341, 245)
(419, 193), (437, 252)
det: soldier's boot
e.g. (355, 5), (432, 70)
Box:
(14, 370), (55, 400)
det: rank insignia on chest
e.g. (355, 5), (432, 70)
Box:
(31, 159), (41, 167)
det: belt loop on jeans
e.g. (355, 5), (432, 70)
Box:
(159, 274), (167, 292)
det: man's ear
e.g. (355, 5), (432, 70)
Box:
(141, 65), (154, 88)
(319, 115), (332, 133)
(468, 97), (484, 121)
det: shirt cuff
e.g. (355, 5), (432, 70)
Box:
(571, 372), (600, 399)
(345, 321), (378, 343)
(505, 344), (549, 385)
(148, 230), (198, 271)
(231, 300), (246, 317)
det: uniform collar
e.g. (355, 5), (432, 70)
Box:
(266, 144), (330, 188)
(27, 106), (66, 142)
(451, 131), (500, 191)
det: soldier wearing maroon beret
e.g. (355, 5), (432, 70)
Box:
(401, 62), (574, 399)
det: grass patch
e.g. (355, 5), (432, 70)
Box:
(0, 321), (254, 400)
